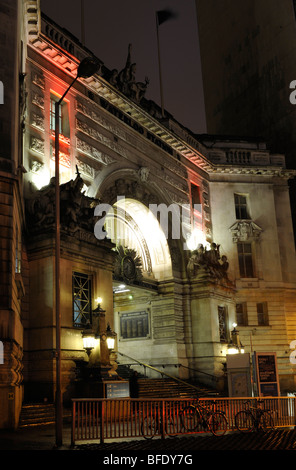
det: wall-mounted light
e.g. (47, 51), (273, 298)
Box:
(82, 333), (97, 355)
(228, 323), (244, 354)
(95, 296), (103, 307)
(81, 300), (117, 355)
(106, 323), (116, 351)
(81, 322), (98, 355)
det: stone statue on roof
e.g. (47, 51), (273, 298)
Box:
(108, 43), (149, 103)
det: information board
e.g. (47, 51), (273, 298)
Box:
(105, 381), (130, 398)
(254, 352), (280, 397)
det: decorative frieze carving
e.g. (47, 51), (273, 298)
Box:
(229, 220), (263, 242)
(31, 160), (44, 173)
(51, 151), (71, 168)
(31, 91), (44, 109)
(76, 137), (116, 165)
(76, 159), (95, 179)
(164, 188), (189, 206)
(32, 70), (45, 89)
(31, 112), (45, 131)
(30, 136), (44, 154)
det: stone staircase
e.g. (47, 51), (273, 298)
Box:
(19, 403), (71, 428)
(116, 364), (220, 398)
(19, 367), (220, 427)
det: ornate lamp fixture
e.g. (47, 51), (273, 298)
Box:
(227, 323), (245, 354)
(81, 321), (98, 355)
(106, 323), (117, 351)
(81, 298), (117, 355)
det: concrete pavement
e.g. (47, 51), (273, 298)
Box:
(0, 423), (296, 452)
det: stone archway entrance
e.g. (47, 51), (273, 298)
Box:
(98, 177), (189, 377)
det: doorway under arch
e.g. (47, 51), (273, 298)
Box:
(105, 197), (173, 282)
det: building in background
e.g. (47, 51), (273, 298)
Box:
(1, 0), (296, 429)
(196, 0), (296, 164)
(195, 0), (296, 230)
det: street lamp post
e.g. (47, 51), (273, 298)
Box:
(54, 56), (99, 447)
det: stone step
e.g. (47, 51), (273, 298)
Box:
(19, 403), (71, 427)
(116, 363), (220, 398)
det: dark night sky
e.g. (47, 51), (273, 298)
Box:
(40, 0), (206, 135)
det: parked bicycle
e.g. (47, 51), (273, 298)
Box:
(141, 402), (182, 439)
(235, 399), (274, 432)
(181, 399), (228, 436)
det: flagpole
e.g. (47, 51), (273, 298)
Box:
(156, 12), (165, 119)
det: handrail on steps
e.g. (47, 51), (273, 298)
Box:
(116, 351), (219, 395)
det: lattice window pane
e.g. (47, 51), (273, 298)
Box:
(73, 272), (92, 327)
(218, 306), (228, 342)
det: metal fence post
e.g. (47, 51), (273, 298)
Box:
(71, 400), (75, 447)
(161, 400), (165, 439)
(100, 400), (105, 443)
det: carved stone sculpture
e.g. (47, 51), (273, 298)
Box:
(187, 242), (231, 284)
(104, 44), (149, 103)
(26, 169), (100, 235)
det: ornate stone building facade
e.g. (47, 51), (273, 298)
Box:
(1, 0), (296, 428)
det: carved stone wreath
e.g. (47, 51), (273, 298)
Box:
(114, 246), (143, 283)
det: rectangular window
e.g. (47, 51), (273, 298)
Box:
(190, 182), (202, 231)
(236, 302), (248, 326)
(257, 302), (269, 326)
(72, 272), (92, 327)
(237, 242), (254, 277)
(218, 306), (228, 342)
(191, 183), (201, 209)
(234, 194), (250, 220)
(50, 93), (70, 137)
(120, 311), (150, 339)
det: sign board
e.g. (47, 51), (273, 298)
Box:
(253, 352), (280, 397)
(105, 381), (130, 398)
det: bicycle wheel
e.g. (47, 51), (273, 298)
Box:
(181, 405), (200, 431)
(260, 412), (274, 431)
(235, 410), (255, 432)
(141, 415), (158, 439)
(166, 409), (183, 436)
(208, 412), (228, 436)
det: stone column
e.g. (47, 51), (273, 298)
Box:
(189, 276), (236, 391)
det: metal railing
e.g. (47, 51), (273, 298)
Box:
(71, 396), (296, 445)
(116, 351), (220, 394)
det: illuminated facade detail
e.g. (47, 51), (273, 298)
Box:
(1, 1), (296, 429)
